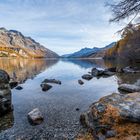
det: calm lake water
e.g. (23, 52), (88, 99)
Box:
(0, 58), (139, 140)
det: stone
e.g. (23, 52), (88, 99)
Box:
(118, 84), (140, 93)
(0, 97), (13, 116)
(80, 113), (88, 127)
(40, 83), (52, 91)
(76, 108), (80, 111)
(106, 67), (116, 72)
(80, 92), (140, 139)
(91, 68), (115, 77)
(106, 130), (116, 138)
(82, 74), (93, 80)
(15, 86), (23, 90)
(91, 68), (104, 76)
(98, 134), (106, 140)
(103, 70), (115, 76)
(0, 70), (13, 117)
(28, 108), (43, 125)
(116, 68), (124, 73)
(123, 66), (140, 73)
(42, 79), (61, 85)
(0, 69), (10, 84)
(9, 81), (18, 89)
(78, 80), (84, 85)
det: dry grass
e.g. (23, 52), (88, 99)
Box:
(100, 105), (121, 124)
(76, 132), (94, 140)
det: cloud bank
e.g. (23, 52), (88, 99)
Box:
(0, 0), (126, 55)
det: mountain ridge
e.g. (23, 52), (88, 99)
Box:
(62, 42), (116, 58)
(0, 27), (59, 58)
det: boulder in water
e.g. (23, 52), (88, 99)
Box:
(82, 74), (93, 80)
(118, 84), (140, 93)
(42, 79), (61, 85)
(40, 83), (52, 91)
(78, 80), (84, 85)
(28, 108), (43, 125)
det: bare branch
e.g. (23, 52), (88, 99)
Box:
(108, 0), (140, 22)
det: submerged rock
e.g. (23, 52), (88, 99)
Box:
(91, 68), (104, 76)
(76, 108), (80, 111)
(118, 84), (140, 93)
(91, 68), (115, 77)
(82, 74), (93, 80)
(40, 83), (52, 91)
(40, 78), (61, 91)
(15, 86), (23, 90)
(28, 108), (43, 125)
(80, 92), (140, 139)
(78, 80), (84, 85)
(42, 79), (61, 85)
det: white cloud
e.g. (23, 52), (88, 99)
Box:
(0, 0), (126, 55)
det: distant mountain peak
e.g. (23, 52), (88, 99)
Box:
(62, 42), (116, 58)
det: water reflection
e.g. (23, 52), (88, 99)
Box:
(62, 58), (106, 69)
(104, 60), (140, 84)
(104, 59), (140, 69)
(0, 58), (59, 83)
(0, 58), (59, 132)
(63, 58), (140, 85)
(0, 58), (139, 138)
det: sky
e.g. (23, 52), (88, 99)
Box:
(0, 0), (127, 55)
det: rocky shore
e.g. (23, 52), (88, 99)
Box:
(78, 66), (140, 140)
(79, 92), (140, 140)
(0, 70), (13, 117)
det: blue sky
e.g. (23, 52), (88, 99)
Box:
(0, 0), (126, 55)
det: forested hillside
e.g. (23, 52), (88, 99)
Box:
(104, 24), (140, 62)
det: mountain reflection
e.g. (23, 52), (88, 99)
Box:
(62, 58), (106, 69)
(0, 58), (59, 83)
(0, 58), (59, 132)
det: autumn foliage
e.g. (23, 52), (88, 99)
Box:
(104, 24), (140, 62)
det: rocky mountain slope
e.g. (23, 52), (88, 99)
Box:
(62, 42), (115, 58)
(0, 28), (59, 58)
(62, 47), (100, 58)
(88, 42), (116, 58)
(104, 25), (140, 62)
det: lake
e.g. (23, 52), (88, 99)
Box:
(0, 58), (139, 140)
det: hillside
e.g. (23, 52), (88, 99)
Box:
(0, 28), (59, 58)
(104, 25), (140, 63)
(62, 47), (100, 58)
(62, 42), (115, 58)
(88, 42), (116, 58)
